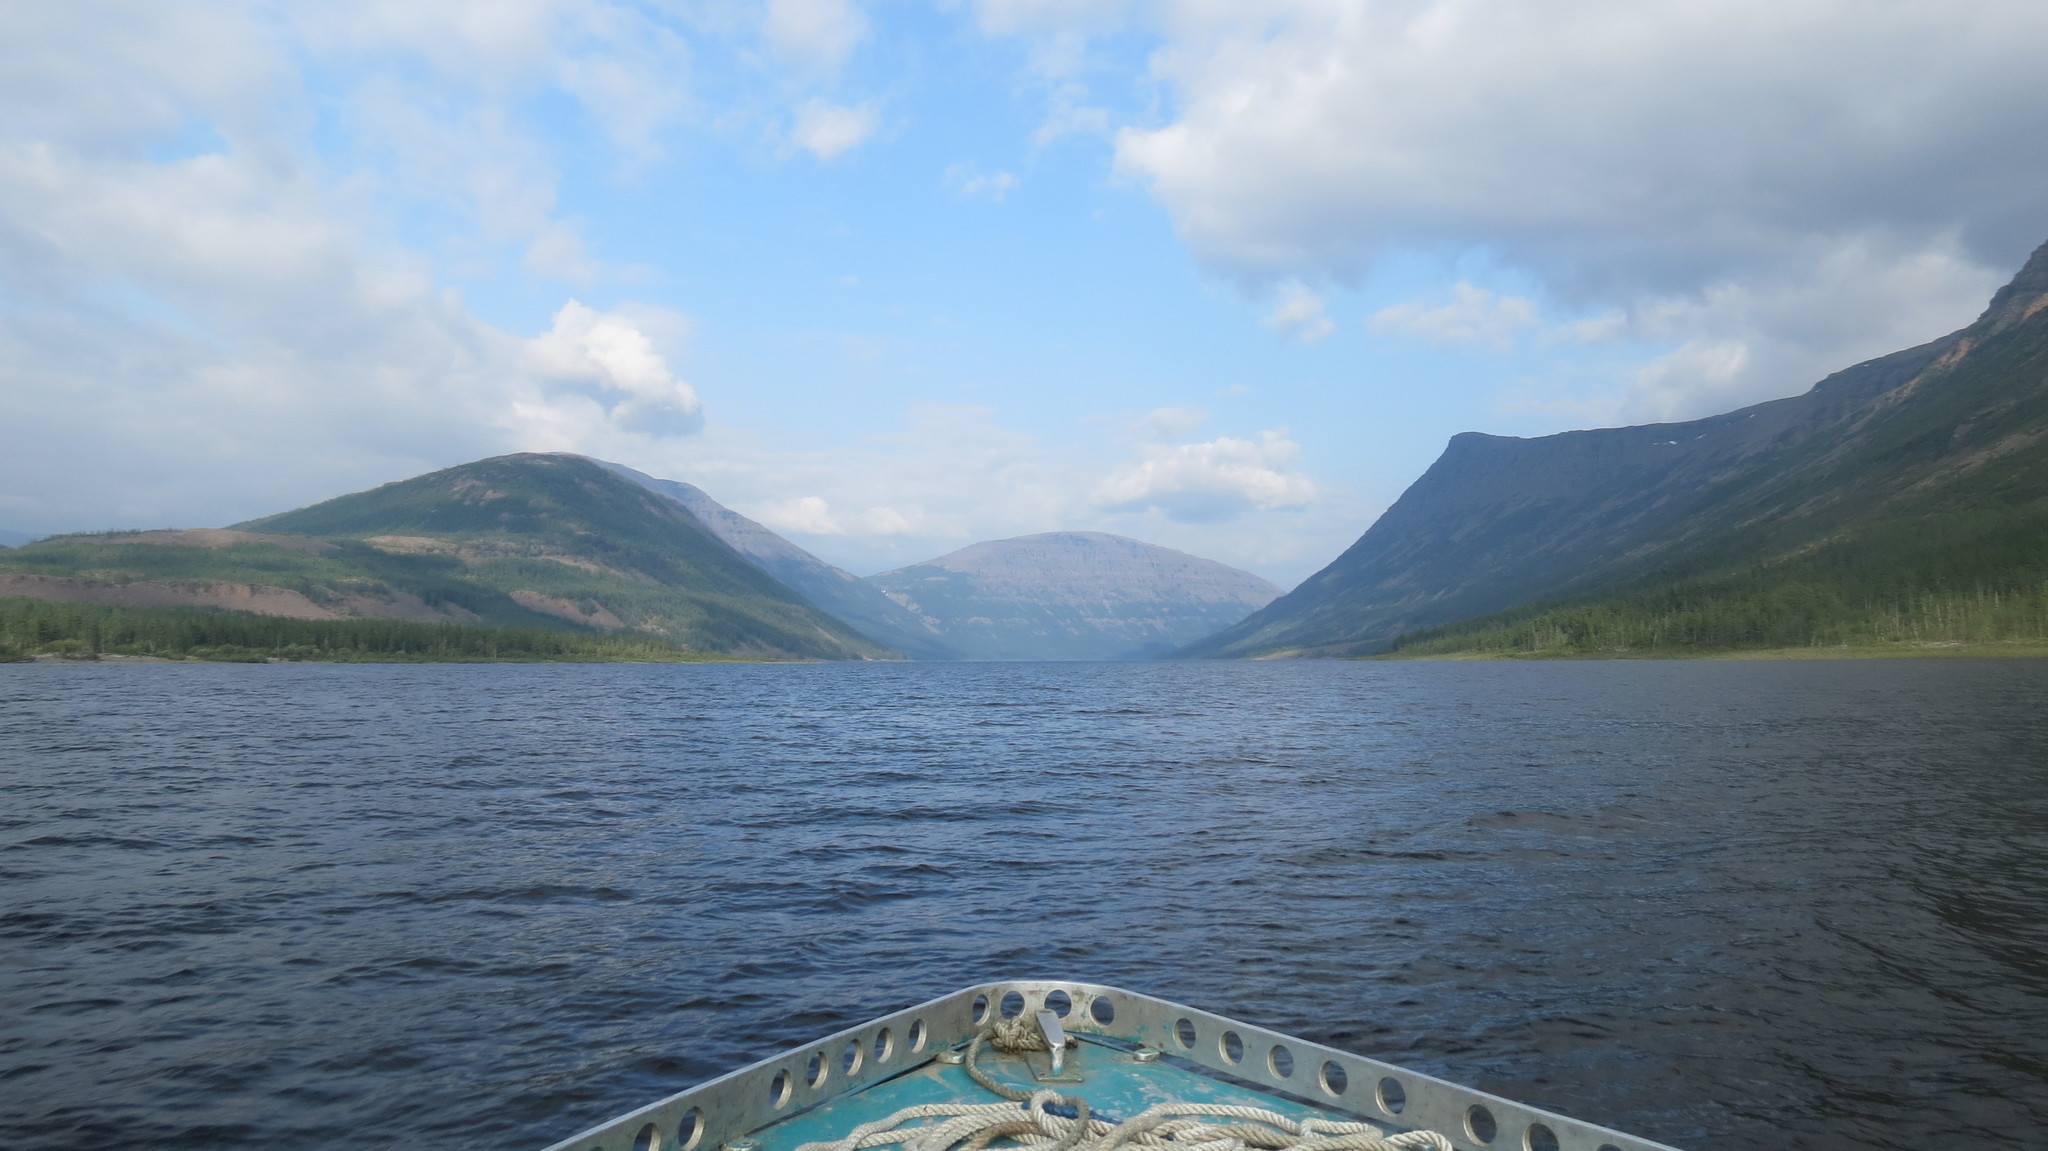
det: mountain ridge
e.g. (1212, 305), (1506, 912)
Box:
(871, 531), (1282, 660)
(1183, 237), (2048, 658)
(0, 454), (891, 660)
(586, 458), (961, 660)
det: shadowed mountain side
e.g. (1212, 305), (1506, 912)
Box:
(870, 532), (1282, 660)
(1184, 237), (2048, 658)
(587, 459), (961, 660)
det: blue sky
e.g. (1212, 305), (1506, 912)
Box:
(4, 1), (2047, 584)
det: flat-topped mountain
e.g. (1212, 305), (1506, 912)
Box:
(0, 454), (890, 660)
(869, 532), (1282, 660)
(1183, 236), (2048, 657)
(589, 459), (961, 660)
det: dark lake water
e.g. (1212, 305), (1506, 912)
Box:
(2, 659), (2046, 1151)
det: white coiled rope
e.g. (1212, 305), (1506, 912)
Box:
(792, 1021), (1454, 1151)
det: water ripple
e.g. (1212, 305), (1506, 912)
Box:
(1, 660), (2046, 1150)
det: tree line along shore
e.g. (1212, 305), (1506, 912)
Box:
(0, 597), (742, 664)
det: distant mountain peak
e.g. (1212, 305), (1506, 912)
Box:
(1978, 237), (2048, 334)
(870, 532), (1281, 660)
(581, 456), (961, 660)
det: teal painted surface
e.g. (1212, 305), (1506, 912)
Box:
(753, 1042), (1361, 1151)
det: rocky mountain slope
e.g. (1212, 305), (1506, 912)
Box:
(590, 459), (961, 660)
(0, 454), (890, 660)
(1183, 237), (2048, 657)
(869, 532), (1282, 660)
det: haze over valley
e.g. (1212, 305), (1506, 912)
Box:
(8, 234), (2047, 663)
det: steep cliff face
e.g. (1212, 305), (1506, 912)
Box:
(1184, 238), (2048, 658)
(869, 532), (1282, 660)
(589, 459), (961, 659)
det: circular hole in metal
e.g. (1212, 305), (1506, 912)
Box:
(633, 1123), (660, 1151)
(1219, 1031), (1244, 1064)
(770, 1069), (793, 1109)
(1044, 990), (1072, 1017)
(1376, 1077), (1405, 1115)
(874, 1027), (895, 1063)
(841, 1037), (863, 1075)
(1466, 1105), (1497, 1145)
(1267, 1045), (1294, 1078)
(999, 991), (1026, 1019)
(1174, 1018), (1198, 1049)
(805, 1049), (827, 1089)
(1524, 1124), (1560, 1151)
(678, 1108), (703, 1151)
(908, 1019), (927, 1052)
(971, 994), (989, 1023)
(1319, 1061), (1349, 1097)
(1089, 996), (1116, 1025)
(1596, 1145), (1622, 1151)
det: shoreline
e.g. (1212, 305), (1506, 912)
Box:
(1377, 640), (2048, 661)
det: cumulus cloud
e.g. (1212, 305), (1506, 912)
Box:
(749, 495), (918, 537)
(947, 165), (1018, 201)
(789, 99), (878, 161)
(1025, 0), (2048, 414)
(1095, 425), (1316, 523)
(1116, 2), (2048, 279)
(1264, 281), (1334, 343)
(0, 2), (713, 534)
(753, 495), (844, 536)
(1606, 232), (2001, 420)
(763, 0), (869, 79)
(524, 300), (703, 436)
(1133, 406), (1209, 440)
(1369, 283), (1540, 351)
(610, 406), (1340, 582)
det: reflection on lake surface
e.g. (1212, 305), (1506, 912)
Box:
(2, 659), (2045, 1151)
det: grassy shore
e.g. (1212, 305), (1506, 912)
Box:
(1379, 639), (2048, 661)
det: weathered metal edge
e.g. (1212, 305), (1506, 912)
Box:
(537, 979), (1687, 1151)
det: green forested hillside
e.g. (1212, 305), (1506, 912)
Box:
(0, 598), (724, 663)
(0, 454), (892, 660)
(1186, 236), (2048, 660)
(1388, 514), (2048, 657)
(1390, 252), (2048, 658)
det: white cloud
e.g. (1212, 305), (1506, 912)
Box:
(1115, 2), (2048, 281)
(603, 406), (1343, 583)
(1606, 232), (2001, 420)
(1263, 281), (1334, 343)
(524, 300), (703, 436)
(1369, 282), (1539, 351)
(789, 99), (878, 161)
(1061, 0), (2048, 413)
(754, 495), (845, 535)
(973, 0), (1136, 37)
(947, 165), (1018, 201)
(0, 2), (729, 536)
(1095, 429), (1316, 523)
(523, 221), (600, 283)
(764, 0), (869, 79)
(748, 495), (917, 537)
(1133, 406), (1209, 440)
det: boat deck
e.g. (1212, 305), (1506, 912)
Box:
(761, 1040), (1339, 1151)
(539, 980), (1683, 1151)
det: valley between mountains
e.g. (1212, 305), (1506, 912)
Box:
(6, 238), (2048, 663)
